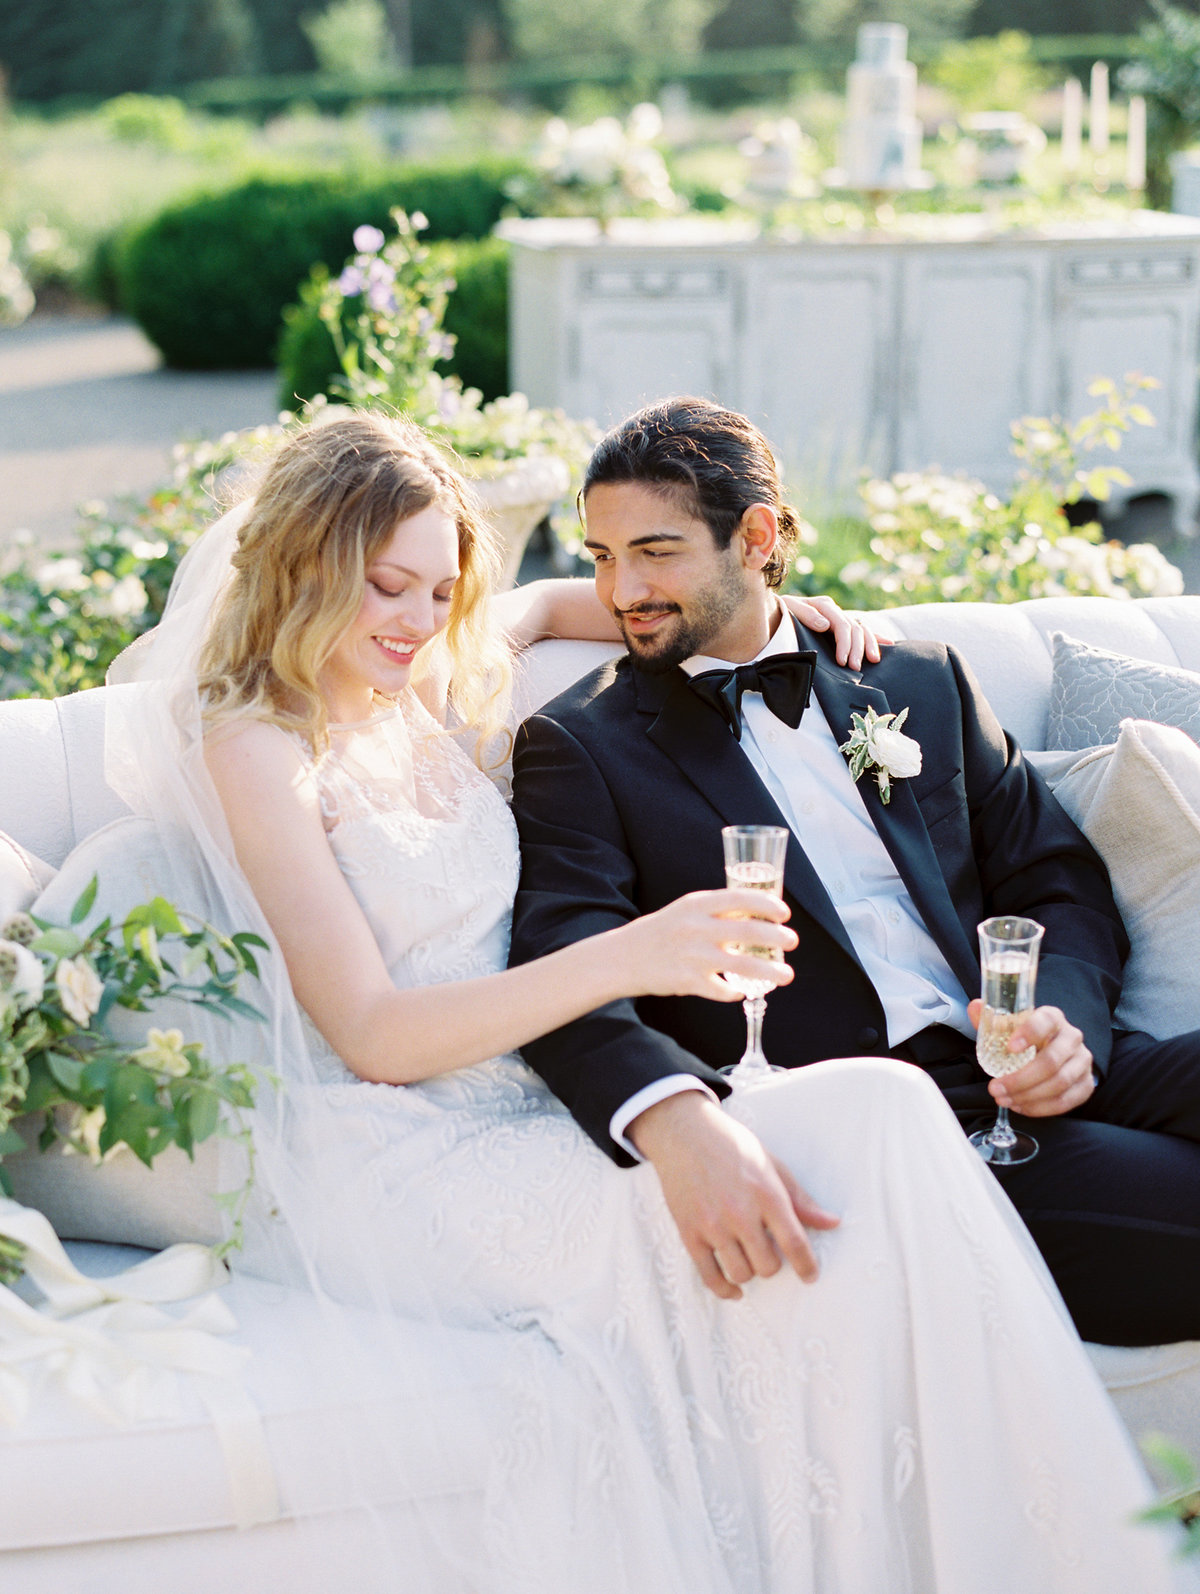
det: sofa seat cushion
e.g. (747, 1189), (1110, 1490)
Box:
(0, 1244), (511, 1553)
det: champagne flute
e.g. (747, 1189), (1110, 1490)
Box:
(721, 825), (789, 1082)
(970, 915), (1044, 1166)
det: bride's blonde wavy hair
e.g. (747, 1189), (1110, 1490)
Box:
(197, 411), (512, 761)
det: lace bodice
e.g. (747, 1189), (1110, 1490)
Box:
(286, 693), (520, 1077)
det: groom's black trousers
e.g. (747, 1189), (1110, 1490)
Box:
(891, 1026), (1200, 1346)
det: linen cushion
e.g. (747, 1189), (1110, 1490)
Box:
(0, 829), (54, 924)
(1047, 631), (1200, 752)
(1046, 719), (1200, 1039)
(7, 815), (233, 1248)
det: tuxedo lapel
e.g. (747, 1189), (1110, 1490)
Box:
(808, 661), (979, 995)
(634, 667), (862, 965)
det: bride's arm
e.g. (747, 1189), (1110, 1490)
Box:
(491, 577), (620, 645)
(494, 577), (885, 668)
(204, 722), (795, 1085)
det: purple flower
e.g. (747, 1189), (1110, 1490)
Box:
(352, 224), (386, 253)
(367, 257), (395, 286)
(367, 281), (397, 313)
(337, 265), (366, 297)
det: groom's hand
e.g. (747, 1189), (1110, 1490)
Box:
(629, 1092), (840, 1301)
(967, 999), (1096, 1117)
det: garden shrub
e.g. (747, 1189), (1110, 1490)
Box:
(278, 234), (510, 409)
(118, 161), (530, 368)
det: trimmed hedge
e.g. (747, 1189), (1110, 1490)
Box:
(117, 161), (531, 369)
(277, 236), (511, 409)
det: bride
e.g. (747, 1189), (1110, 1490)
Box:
(104, 409), (1194, 1593)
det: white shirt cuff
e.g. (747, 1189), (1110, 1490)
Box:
(611, 1076), (719, 1161)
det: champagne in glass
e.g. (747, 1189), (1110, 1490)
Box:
(722, 857), (786, 999)
(721, 826), (789, 1079)
(970, 917), (1044, 1166)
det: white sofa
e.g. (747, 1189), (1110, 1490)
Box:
(2, 592), (1200, 1590)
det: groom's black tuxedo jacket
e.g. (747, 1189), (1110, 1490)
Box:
(508, 625), (1129, 1165)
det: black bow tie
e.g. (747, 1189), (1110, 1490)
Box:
(688, 652), (817, 740)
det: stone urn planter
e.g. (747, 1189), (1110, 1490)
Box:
(466, 452), (573, 590)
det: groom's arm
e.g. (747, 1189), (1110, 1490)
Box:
(509, 710), (730, 1166)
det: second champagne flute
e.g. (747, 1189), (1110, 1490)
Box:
(971, 915), (1044, 1166)
(721, 824), (789, 1082)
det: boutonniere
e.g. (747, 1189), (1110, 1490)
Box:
(839, 706), (922, 805)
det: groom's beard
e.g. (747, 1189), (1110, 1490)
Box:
(616, 561), (748, 675)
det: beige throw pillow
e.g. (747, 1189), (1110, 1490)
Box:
(1048, 719), (1200, 1039)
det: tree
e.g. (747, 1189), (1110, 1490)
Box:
(0, 0), (258, 102)
(796, 0), (973, 48)
(502, 0), (722, 61)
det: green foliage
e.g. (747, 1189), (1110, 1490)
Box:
(1139, 1434), (1200, 1556)
(1120, 2), (1200, 206)
(301, 0), (400, 77)
(97, 92), (194, 149)
(303, 210), (457, 414)
(792, 376), (1185, 608)
(0, 0), (259, 103)
(504, 0), (722, 62)
(278, 234), (511, 409)
(0, 232), (35, 326)
(117, 161), (531, 368)
(442, 238), (511, 403)
(796, 0), (973, 47)
(0, 425), (287, 698)
(0, 884), (267, 1278)
(281, 210), (596, 493)
(927, 31), (1053, 114)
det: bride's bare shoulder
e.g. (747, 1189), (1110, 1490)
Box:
(203, 716), (310, 791)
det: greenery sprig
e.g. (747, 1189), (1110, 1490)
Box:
(0, 879), (268, 1284)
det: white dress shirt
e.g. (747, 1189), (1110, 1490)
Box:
(610, 612), (973, 1159)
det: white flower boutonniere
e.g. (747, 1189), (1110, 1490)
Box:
(840, 706), (923, 805)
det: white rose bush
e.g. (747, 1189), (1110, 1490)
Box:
(0, 879), (267, 1284)
(833, 376), (1184, 608)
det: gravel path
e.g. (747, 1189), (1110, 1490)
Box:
(0, 313), (278, 548)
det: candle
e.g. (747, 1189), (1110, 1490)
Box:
(1090, 61), (1110, 156)
(1127, 94), (1147, 190)
(1061, 78), (1083, 175)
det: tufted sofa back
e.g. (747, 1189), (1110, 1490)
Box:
(3, 595), (1199, 870)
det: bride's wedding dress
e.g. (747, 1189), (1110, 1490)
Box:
(233, 690), (1193, 1594)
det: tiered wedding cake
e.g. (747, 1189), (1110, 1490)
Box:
(840, 23), (928, 191)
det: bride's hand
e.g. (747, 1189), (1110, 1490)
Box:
(782, 594), (887, 671)
(612, 889), (797, 1002)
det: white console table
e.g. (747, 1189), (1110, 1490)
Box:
(502, 214), (1200, 530)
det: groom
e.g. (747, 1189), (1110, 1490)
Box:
(508, 396), (1200, 1348)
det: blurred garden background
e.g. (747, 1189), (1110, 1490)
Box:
(4, 0), (1200, 695)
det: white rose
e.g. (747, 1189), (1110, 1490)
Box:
(0, 937), (45, 1011)
(55, 955), (104, 1027)
(870, 725), (923, 780)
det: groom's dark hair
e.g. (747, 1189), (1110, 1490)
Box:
(581, 397), (802, 589)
